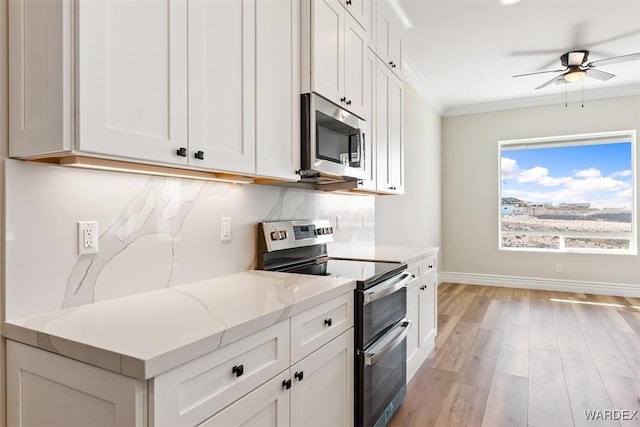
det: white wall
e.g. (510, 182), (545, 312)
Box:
(376, 83), (442, 253)
(441, 95), (640, 294)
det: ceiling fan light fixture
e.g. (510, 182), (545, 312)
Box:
(498, 0), (520, 5)
(564, 70), (585, 83)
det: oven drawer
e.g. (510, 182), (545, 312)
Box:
(358, 318), (409, 427)
(151, 320), (289, 427)
(291, 291), (354, 363)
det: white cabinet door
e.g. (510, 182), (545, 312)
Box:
(375, 2), (402, 76)
(421, 275), (437, 351)
(388, 73), (404, 193)
(188, 0), (255, 174)
(340, 0), (369, 31)
(7, 341), (145, 427)
(290, 329), (354, 427)
(8, 0), (72, 157)
(376, 60), (403, 194)
(344, 12), (367, 119)
(312, 0), (344, 105)
(255, 0), (300, 181)
(358, 48), (377, 191)
(406, 284), (421, 380)
(197, 371), (291, 427)
(77, 0), (188, 165)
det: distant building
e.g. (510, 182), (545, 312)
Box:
(501, 197), (528, 215)
(559, 202), (591, 209)
(501, 197), (527, 207)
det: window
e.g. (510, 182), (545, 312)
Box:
(499, 131), (636, 254)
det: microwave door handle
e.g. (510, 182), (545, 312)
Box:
(364, 319), (411, 366)
(363, 272), (412, 305)
(361, 132), (365, 169)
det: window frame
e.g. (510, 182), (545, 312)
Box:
(498, 130), (637, 255)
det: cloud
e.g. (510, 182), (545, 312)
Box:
(574, 168), (601, 179)
(565, 176), (629, 193)
(517, 166), (571, 186)
(612, 170), (632, 178)
(500, 157), (518, 179)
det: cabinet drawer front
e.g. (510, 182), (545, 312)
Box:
(422, 253), (437, 277)
(406, 260), (422, 289)
(291, 292), (354, 363)
(197, 370), (290, 427)
(152, 321), (289, 427)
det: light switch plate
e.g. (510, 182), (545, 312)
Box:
(221, 217), (231, 242)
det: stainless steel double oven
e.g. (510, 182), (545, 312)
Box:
(258, 220), (411, 427)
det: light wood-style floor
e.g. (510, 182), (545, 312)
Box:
(390, 283), (640, 427)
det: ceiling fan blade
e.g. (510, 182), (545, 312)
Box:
(586, 52), (640, 68)
(584, 68), (615, 81)
(535, 74), (565, 90)
(513, 69), (565, 78)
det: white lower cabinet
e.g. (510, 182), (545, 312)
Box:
(197, 371), (291, 427)
(405, 253), (438, 382)
(7, 340), (146, 427)
(6, 292), (354, 427)
(290, 329), (354, 427)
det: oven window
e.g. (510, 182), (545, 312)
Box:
(363, 337), (406, 427)
(316, 111), (359, 166)
(362, 286), (406, 347)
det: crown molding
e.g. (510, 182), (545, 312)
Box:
(402, 58), (445, 115)
(443, 83), (640, 117)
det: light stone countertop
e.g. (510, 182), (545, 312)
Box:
(329, 244), (439, 265)
(3, 270), (355, 380)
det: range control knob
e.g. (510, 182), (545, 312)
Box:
(281, 230), (288, 239)
(316, 228), (324, 236)
(328, 227), (333, 234)
(270, 231), (281, 241)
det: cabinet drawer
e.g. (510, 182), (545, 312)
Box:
(291, 292), (354, 363)
(422, 253), (437, 277)
(151, 320), (289, 427)
(406, 260), (422, 290)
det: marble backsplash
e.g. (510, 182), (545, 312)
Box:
(5, 159), (375, 320)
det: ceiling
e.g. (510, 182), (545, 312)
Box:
(398, 0), (640, 115)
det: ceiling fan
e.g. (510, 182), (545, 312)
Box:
(513, 50), (640, 90)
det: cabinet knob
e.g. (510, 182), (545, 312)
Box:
(232, 365), (244, 377)
(282, 379), (292, 390)
(324, 318), (333, 327)
(428, 265), (433, 270)
(411, 274), (416, 279)
(340, 96), (346, 103)
(388, 186), (396, 190)
(176, 147), (187, 157)
(421, 285), (427, 291)
(346, 99), (352, 105)
(389, 61), (393, 67)
(346, 0), (352, 4)
(392, 63), (397, 68)
(194, 150), (205, 160)
(294, 371), (304, 382)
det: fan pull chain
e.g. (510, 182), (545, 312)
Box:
(565, 82), (568, 107)
(581, 80), (584, 108)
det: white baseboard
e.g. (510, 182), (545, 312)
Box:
(439, 272), (640, 298)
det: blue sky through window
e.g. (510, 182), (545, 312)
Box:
(501, 142), (632, 209)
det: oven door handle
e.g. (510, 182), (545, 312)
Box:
(363, 272), (412, 305)
(364, 318), (411, 366)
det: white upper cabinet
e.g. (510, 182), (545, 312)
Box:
(339, 0), (369, 30)
(309, 0), (367, 119)
(77, 0), (189, 165)
(9, 0), (301, 181)
(375, 0), (403, 77)
(255, 0), (301, 181)
(376, 59), (403, 194)
(188, 0), (255, 174)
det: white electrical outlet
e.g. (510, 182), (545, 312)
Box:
(556, 263), (563, 273)
(78, 221), (99, 255)
(221, 217), (231, 242)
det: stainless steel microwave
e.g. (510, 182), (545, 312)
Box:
(300, 93), (367, 181)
